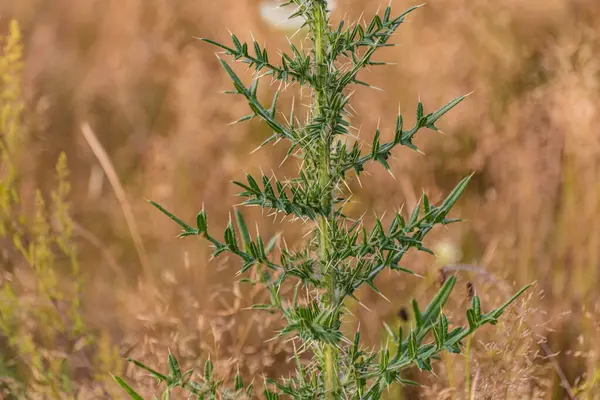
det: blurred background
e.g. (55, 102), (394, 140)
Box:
(1, 0), (599, 398)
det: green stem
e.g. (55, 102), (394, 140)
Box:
(311, 3), (338, 398)
(465, 333), (473, 398)
(444, 352), (457, 400)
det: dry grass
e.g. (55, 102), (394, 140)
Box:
(1, 0), (600, 398)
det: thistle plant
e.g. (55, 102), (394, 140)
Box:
(115, 1), (530, 398)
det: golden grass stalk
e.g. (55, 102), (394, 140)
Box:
(80, 122), (152, 279)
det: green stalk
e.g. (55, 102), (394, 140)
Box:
(311, 2), (339, 398)
(465, 333), (473, 398)
(444, 352), (457, 400)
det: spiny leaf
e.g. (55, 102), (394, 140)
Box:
(412, 299), (423, 329)
(204, 359), (213, 381)
(127, 358), (169, 382)
(234, 208), (252, 248)
(218, 59), (290, 139)
(436, 173), (474, 222)
(265, 233), (280, 254)
(167, 353), (181, 379)
(408, 200), (421, 227)
(234, 370), (244, 391)
(426, 94), (470, 130)
(487, 283), (533, 320)
(149, 200), (196, 236)
(421, 276), (456, 328)
(416, 101), (424, 121)
(397, 377), (419, 386)
(112, 375), (145, 400)
(472, 295), (481, 318)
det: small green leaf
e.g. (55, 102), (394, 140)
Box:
(224, 219), (238, 250)
(149, 201), (196, 235)
(167, 353), (181, 379)
(127, 358), (169, 382)
(487, 283), (533, 320)
(204, 359), (214, 381)
(412, 299), (423, 329)
(268, 90), (280, 118)
(234, 370), (244, 391)
(397, 377), (419, 386)
(265, 233), (280, 254)
(372, 129), (381, 157)
(408, 332), (418, 359)
(112, 375), (145, 400)
(247, 174), (261, 192)
(196, 210), (207, 234)
(251, 304), (274, 310)
(231, 34), (242, 51)
(198, 37), (234, 53)
(466, 309), (478, 331)
(447, 343), (461, 354)
(390, 265), (416, 275)
(416, 357), (432, 371)
(421, 276), (456, 328)
(416, 101), (424, 121)
(436, 173), (473, 221)
(408, 200), (421, 227)
(426, 94), (469, 128)
(382, 321), (395, 339)
(232, 114), (255, 124)
(440, 314), (449, 339)
(352, 331), (361, 356)
(433, 323), (444, 349)
(472, 295), (481, 317)
(234, 208), (251, 249)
